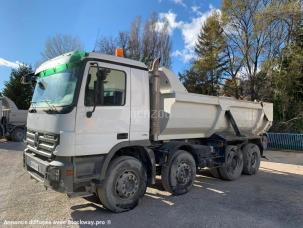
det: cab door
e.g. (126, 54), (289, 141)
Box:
(75, 61), (131, 156)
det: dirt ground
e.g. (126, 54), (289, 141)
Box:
(0, 142), (302, 228)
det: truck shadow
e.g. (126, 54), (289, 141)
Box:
(69, 172), (227, 225)
(69, 160), (303, 227)
(0, 141), (25, 151)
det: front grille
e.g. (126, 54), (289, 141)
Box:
(26, 129), (59, 158)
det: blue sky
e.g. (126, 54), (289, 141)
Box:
(0, 0), (220, 90)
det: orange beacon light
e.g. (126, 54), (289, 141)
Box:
(115, 48), (124, 57)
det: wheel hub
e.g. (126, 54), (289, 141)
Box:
(176, 162), (191, 184)
(16, 132), (23, 139)
(227, 153), (239, 173)
(115, 171), (139, 199)
(251, 152), (257, 167)
(231, 157), (238, 169)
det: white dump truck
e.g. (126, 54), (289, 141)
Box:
(23, 50), (273, 212)
(0, 96), (27, 141)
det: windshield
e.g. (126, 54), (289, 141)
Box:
(32, 65), (81, 108)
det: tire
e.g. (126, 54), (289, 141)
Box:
(219, 145), (243, 181)
(242, 143), (261, 175)
(209, 168), (221, 179)
(97, 156), (147, 213)
(11, 128), (25, 142)
(161, 150), (196, 195)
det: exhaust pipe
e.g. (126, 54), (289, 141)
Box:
(149, 58), (161, 141)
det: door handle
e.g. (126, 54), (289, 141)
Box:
(117, 133), (128, 140)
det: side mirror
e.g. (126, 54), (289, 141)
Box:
(86, 66), (109, 118)
(96, 68), (109, 81)
(21, 73), (35, 85)
(86, 81), (98, 118)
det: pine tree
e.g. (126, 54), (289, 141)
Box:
(182, 11), (227, 96)
(2, 65), (34, 109)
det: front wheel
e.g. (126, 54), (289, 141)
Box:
(11, 127), (25, 142)
(97, 156), (147, 213)
(161, 150), (196, 195)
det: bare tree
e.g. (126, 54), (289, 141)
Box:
(96, 36), (118, 55)
(142, 14), (158, 67)
(158, 23), (172, 68)
(96, 14), (172, 68)
(222, 0), (299, 100)
(117, 32), (130, 57)
(41, 34), (83, 60)
(142, 14), (171, 68)
(128, 17), (141, 60)
(222, 42), (243, 98)
(96, 32), (129, 56)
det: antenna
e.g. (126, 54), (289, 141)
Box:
(92, 29), (100, 52)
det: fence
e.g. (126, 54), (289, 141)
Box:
(267, 133), (303, 151)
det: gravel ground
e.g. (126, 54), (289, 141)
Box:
(0, 142), (302, 228)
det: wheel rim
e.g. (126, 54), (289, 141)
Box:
(226, 152), (240, 174)
(250, 149), (258, 167)
(115, 170), (139, 199)
(176, 161), (192, 184)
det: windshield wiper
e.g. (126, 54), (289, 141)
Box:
(41, 100), (59, 113)
(29, 100), (59, 114)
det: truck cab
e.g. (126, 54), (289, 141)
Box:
(24, 51), (152, 206)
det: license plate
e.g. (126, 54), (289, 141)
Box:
(29, 160), (39, 172)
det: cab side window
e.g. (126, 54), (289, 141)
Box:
(85, 66), (126, 106)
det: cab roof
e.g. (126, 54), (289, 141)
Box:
(88, 52), (148, 70)
(35, 51), (148, 75)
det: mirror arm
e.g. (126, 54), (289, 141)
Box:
(86, 87), (98, 118)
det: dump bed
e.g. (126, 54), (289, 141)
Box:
(157, 68), (273, 140)
(0, 97), (27, 126)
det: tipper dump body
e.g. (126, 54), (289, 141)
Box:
(0, 97), (27, 126)
(157, 68), (273, 140)
(0, 97), (27, 141)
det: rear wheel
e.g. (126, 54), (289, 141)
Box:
(219, 145), (243, 180)
(97, 156), (147, 213)
(161, 150), (196, 195)
(242, 143), (261, 175)
(209, 168), (221, 179)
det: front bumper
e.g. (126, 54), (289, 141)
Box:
(24, 148), (106, 195)
(24, 149), (73, 193)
